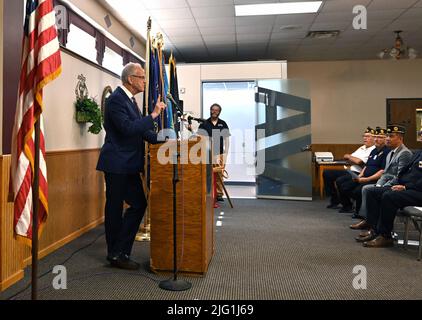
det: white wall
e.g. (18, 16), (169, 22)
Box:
(43, 51), (121, 151)
(177, 61), (287, 118)
(288, 59), (422, 144)
(0, 0), (3, 154)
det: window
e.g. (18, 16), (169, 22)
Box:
(66, 24), (97, 63)
(103, 46), (124, 76)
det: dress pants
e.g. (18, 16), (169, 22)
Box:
(337, 175), (373, 212)
(323, 170), (349, 204)
(366, 187), (422, 236)
(104, 172), (147, 257)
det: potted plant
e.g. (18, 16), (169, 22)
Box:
(74, 74), (103, 134)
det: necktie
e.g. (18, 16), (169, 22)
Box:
(131, 97), (140, 115)
(389, 151), (395, 164)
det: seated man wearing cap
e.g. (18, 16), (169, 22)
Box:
(336, 127), (390, 214)
(324, 127), (375, 209)
(353, 125), (414, 245)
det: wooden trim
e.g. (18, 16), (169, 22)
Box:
(0, 270), (24, 292)
(0, 149), (105, 291)
(23, 217), (104, 267)
(46, 148), (101, 156)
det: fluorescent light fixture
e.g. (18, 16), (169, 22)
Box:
(235, 1), (323, 16)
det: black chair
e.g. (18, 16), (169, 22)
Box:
(401, 206), (422, 261)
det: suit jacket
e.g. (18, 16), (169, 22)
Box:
(96, 87), (159, 174)
(376, 144), (412, 187)
(397, 150), (422, 192)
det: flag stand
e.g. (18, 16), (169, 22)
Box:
(31, 120), (41, 300)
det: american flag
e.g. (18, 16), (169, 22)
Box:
(10, 0), (61, 242)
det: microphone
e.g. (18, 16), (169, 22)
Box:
(166, 92), (183, 114)
(188, 115), (206, 123)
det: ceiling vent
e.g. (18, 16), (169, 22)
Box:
(279, 25), (302, 31)
(307, 30), (340, 39)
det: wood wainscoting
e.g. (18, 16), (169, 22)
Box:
(311, 144), (362, 195)
(0, 149), (105, 291)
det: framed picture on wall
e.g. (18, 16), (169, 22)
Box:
(416, 108), (422, 142)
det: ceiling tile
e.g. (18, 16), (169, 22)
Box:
(368, 0), (419, 10)
(367, 9), (407, 20)
(236, 25), (274, 34)
(270, 31), (308, 40)
(274, 13), (316, 26)
(168, 35), (204, 45)
(386, 19), (422, 32)
(199, 26), (236, 35)
(320, 0), (372, 13)
(207, 45), (237, 56)
(234, 0), (280, 4)
(399, 7), (422, 18)
(158, 19), (198, 29)
(142, 0), (188, 9)
(310, 21), (351, 31)
(235, 16), (276, 26)
(203, 34), (236, 44)
(149, 8), (194, 20)
(236, 33), (270, 42)
(196, 17), (235, 27)
(187, 0), (234, 7)
(191, 5), (235, 19)
(164, 27), (201, 37)
(313, 12), (356, 24)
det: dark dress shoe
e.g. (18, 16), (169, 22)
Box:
(110, 254), (140, 270)
(350, 220), (370, 230)
(363, 235), (394, 248)
(327, 203), (340, 209)
(351, 213), (365, 220)
(339, 207), (355, 213)
(217, 195), (224, 202)
(355, 231), (376, 242)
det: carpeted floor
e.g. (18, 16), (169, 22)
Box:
(1, 199), (421, 300)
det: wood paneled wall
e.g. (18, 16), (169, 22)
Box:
(311, 144), (362, 193)
(0, 149), (105, 291)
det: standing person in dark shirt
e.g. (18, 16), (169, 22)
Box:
(337, 127), (390, 214)
(198, 103), (231, 202)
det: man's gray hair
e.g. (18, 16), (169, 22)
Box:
(121, 62), (142, 84)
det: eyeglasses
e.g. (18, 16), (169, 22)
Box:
(130, 74), (145, 80)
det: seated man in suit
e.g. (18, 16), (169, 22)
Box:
(97, 63), (166, 270)
(360, 149), (422, 248)
(324, 127), (375, 209)
(337, 127), (390, 213)
(352, 125), (413, 237)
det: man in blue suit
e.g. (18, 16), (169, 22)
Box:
(97, 63), (166, 270)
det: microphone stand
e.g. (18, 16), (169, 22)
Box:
(159, 95), (192, 291)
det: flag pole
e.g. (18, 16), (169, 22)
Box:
(31, 119), (41, 300)
(136, 17), (152, 242)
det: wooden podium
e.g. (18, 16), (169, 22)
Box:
(149, 139), (214, 275)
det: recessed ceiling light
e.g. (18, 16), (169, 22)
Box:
(235, 1), (323, 17)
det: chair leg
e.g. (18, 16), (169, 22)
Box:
(418, 221), (422, 261)
(403, 216), (410, 249)
(217, 174), (233, 209)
